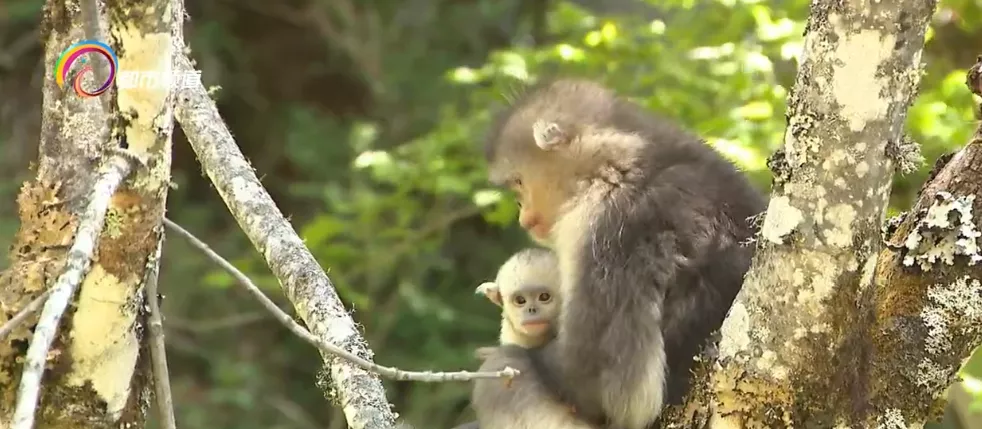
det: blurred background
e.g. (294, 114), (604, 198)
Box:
(2, 0), (981, 428)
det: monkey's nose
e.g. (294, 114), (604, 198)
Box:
(518, 211), (541, 230)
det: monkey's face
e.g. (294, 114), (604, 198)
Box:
(486, 80), (624, 242)
(503, 285), (559, 338)
(489, 143), (580, 243)
(511, 171), (572, 243)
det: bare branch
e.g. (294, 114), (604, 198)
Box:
(0, 289), (53, 341)
(12, 153), (135, 429)
(145, 234), (177, 429)
(172, 51), (402, 429)
(163, 218), (518, 383)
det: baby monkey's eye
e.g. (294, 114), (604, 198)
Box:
(538, 292), (551, 302)
(513, 295), (527, 305)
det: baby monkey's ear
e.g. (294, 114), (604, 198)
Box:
(475, 282), (503, 307)
(532, 120), (569, 151)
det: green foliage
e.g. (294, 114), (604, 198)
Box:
(306, 2), (981, 425)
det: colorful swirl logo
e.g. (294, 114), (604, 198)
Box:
(53, 40), (118, 98)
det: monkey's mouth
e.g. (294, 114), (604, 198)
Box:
(521, 321), (551, 335)
(528, 225), (551, 242)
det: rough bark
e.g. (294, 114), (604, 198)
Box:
(173, 55), (400, 429)
(661, 0), (939, 427)
(0, 0), (179, 427)
(867, 58), (982, 426)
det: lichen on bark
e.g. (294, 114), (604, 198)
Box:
(0, 0), (178, 426)
(661, 0), (939, 426)
(871, 132), (982, 425)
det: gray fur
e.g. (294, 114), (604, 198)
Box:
(470, 345), (600, 429)
(466, 79), (766, 429)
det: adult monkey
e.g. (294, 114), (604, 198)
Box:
(457, 79), (765, 429)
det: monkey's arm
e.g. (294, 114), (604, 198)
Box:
(534, 182), (713, 429)
(471, 345), (601, 429)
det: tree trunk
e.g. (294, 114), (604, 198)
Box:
(662, 0), (949, 427)
(0, 0), (179, 426)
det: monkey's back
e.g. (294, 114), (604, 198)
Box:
(595, 99), (766, 406)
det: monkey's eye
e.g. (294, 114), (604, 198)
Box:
(538, 292), (551, 302)
(513, 296), (527, 305)
(509, 177), (523, 190)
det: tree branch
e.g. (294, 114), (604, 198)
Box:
(172, 53), (466, 429)
(867, 56), (982, 423)
(145, 234), (177, 429)
(11, 154), (135, 429)
(0, 289), (53, 341)
(163, 218), (517, 383)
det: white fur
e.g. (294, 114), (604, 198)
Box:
(550, 186), (604, 334)
(601, 320), (667, 429)
(499, 318), (547, 348)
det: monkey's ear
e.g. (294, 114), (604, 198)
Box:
(475, 282), (503, 307)
(532, 120), (568, 150)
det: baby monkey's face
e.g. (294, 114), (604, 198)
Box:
(502, 284), (559, 337)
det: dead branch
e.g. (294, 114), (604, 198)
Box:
(0, 289), (53, 341)
(145, 235), (177, 429)
(11, 153), (135, 429)
(163, 218), (518, 383)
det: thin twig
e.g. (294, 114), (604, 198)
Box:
(12, 154), (134, 429)
(0, 289), (54, 340)
(175, 52), (398, 429)
(145, 234), (177, 429)
(162, 218), (518, 382)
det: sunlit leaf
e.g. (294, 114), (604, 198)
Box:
(473, 189), (502, 207)
(449, 67), (481, 84)
(555, 44), (586, 61)
(734, 101), (774, 120)
(353, 150), (392, 169)
(584, 31), (602, 47)
(600, 22), (618, 42)
(649, 20), (666, 35)
(707, 137), (767, 171)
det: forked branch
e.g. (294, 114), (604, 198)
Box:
(11, 154), (135, 429)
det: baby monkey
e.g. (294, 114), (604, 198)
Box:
(465, 248), (595, 429)
(475, 247), (560, 352)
